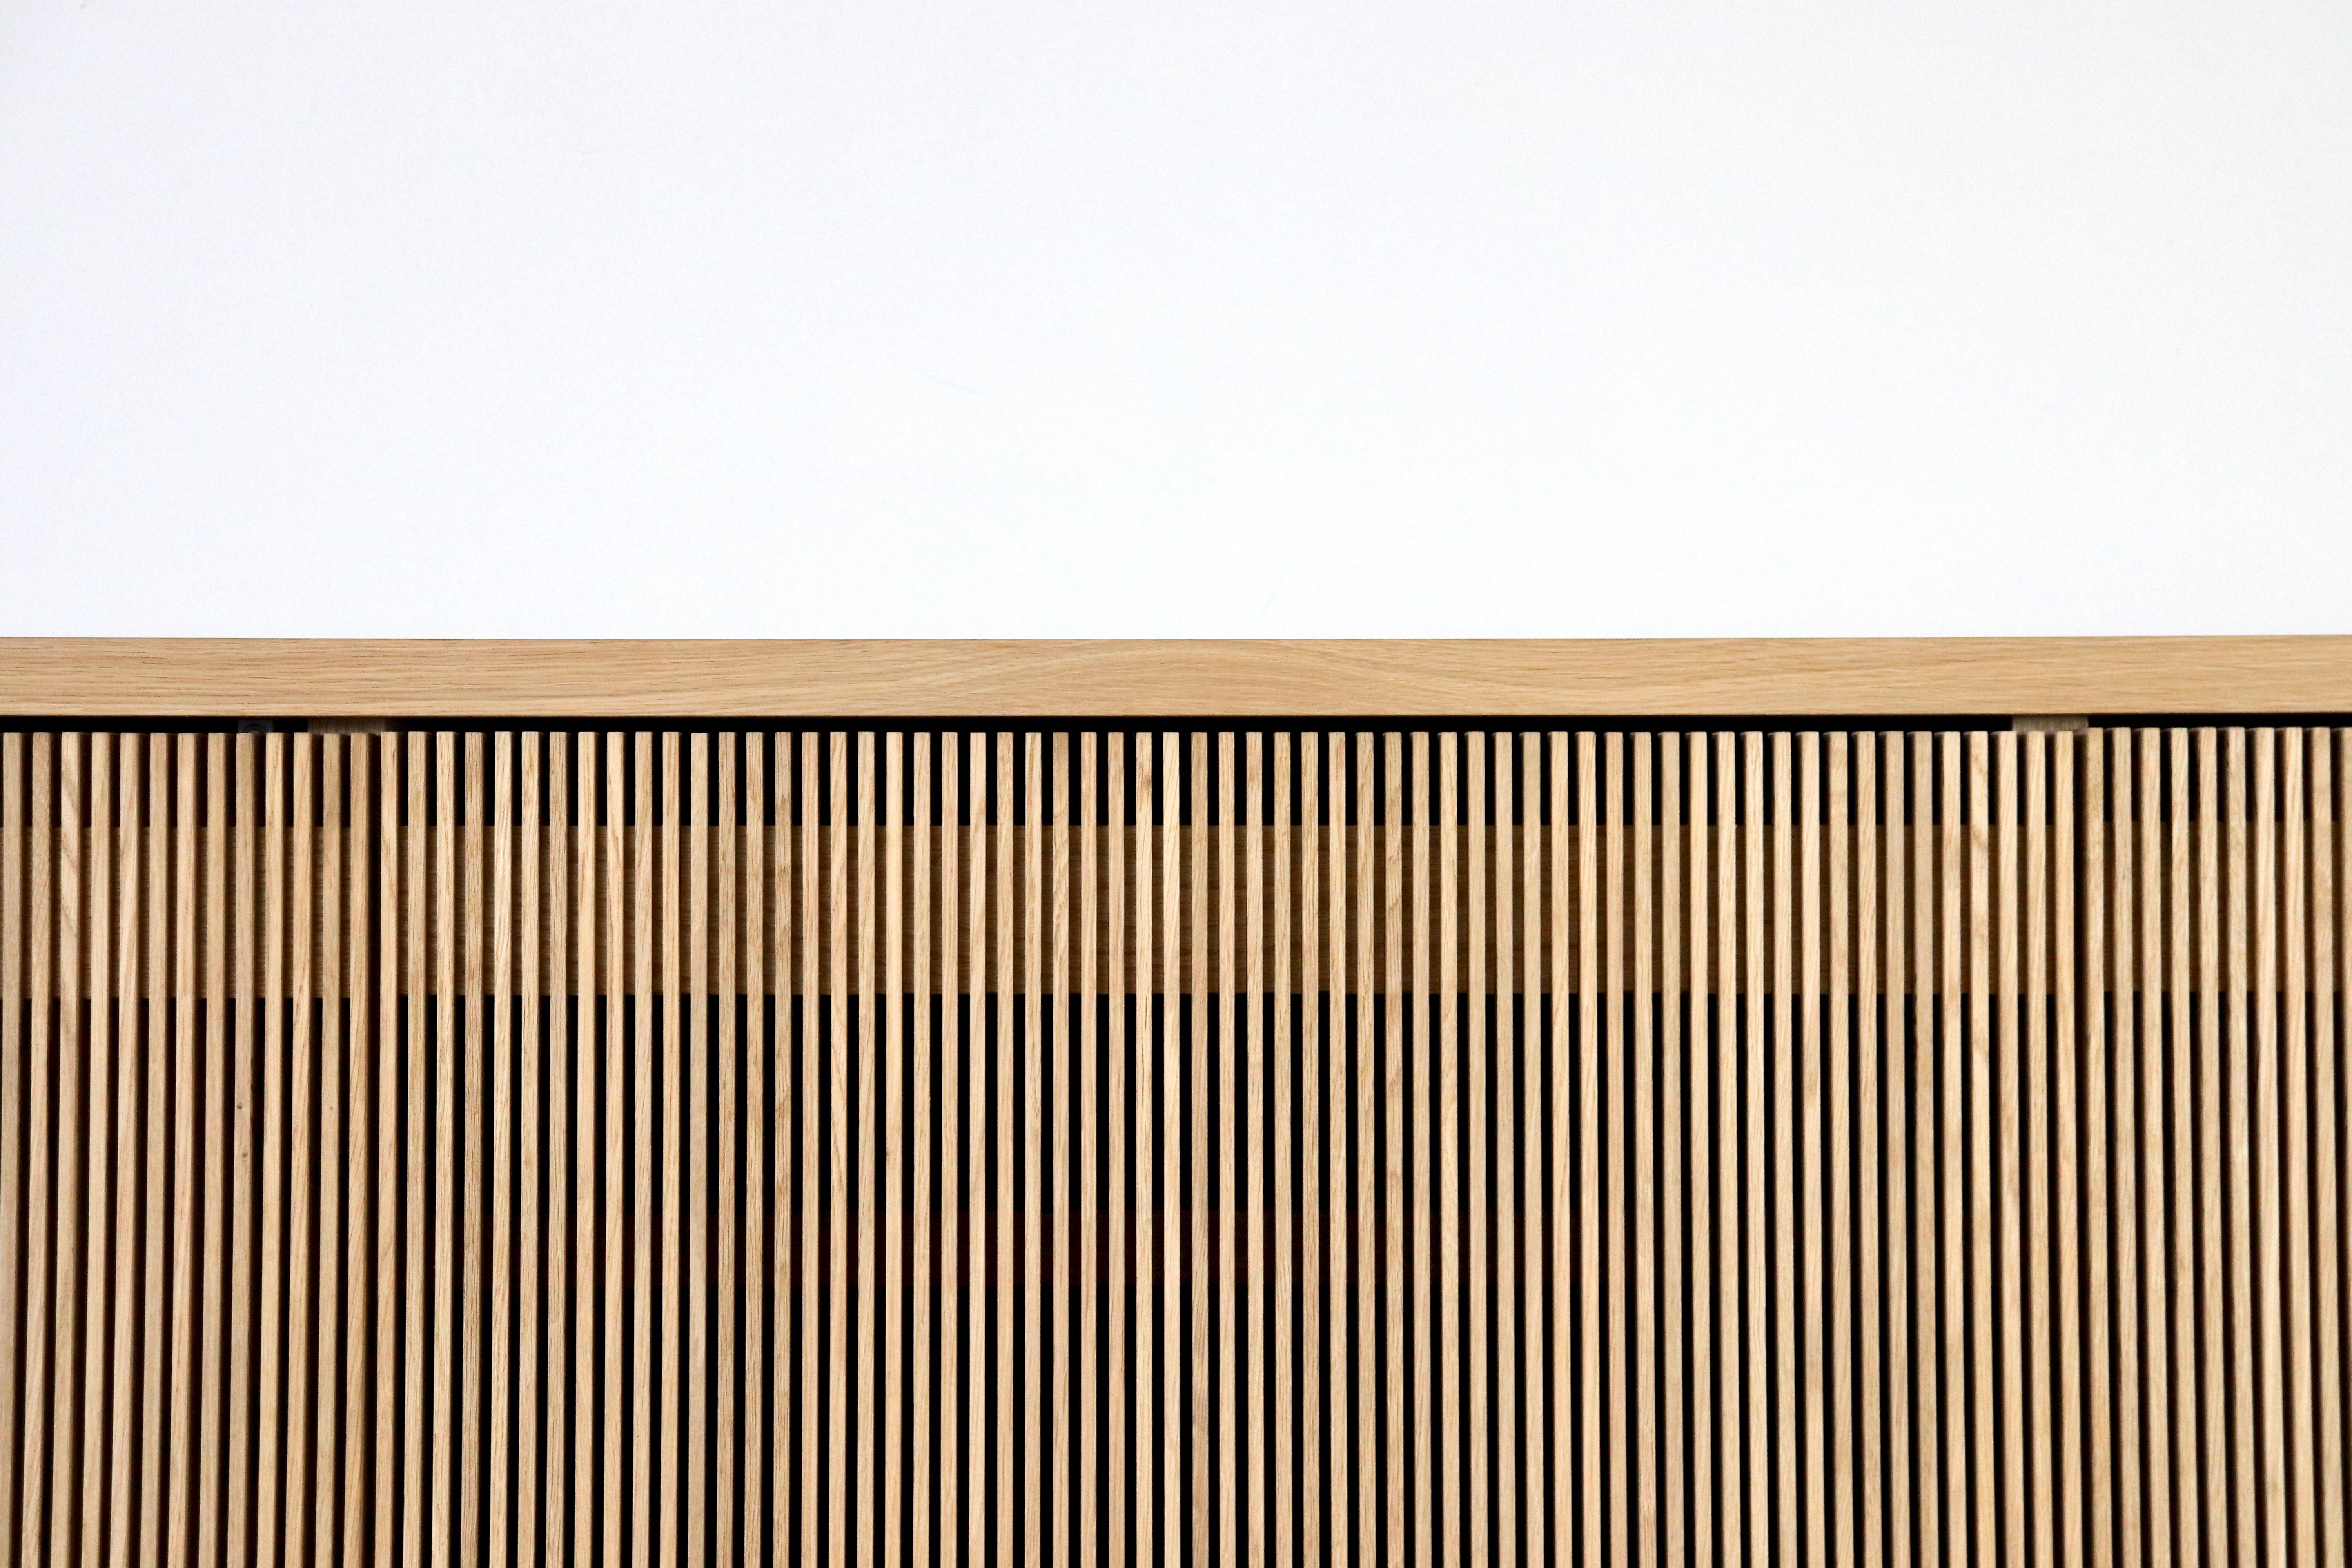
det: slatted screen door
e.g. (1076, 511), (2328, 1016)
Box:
(3, 723), (2349, 1568)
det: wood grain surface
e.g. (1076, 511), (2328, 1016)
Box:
(4, 636), (2350, 715)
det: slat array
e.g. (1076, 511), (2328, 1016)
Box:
(1, 726), (2348, 1566)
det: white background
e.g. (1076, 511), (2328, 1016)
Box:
(3, 0), (2347, 636)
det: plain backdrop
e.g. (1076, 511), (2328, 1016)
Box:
(2, 0), (2347, 637)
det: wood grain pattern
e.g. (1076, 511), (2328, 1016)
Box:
(9, 637), (2352, 717)
(0, 722), (2343, 1567)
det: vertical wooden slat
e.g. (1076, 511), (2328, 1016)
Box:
(1216, 732), (1240, 1568)
(0, 733), (18, 1568)
(287, 735), (317, 1568)
(1637, 732), (1661, 1568)
(1505, 738), (1524, 1568)
(1269, 732), (1290, 1568)
(1077, 733), (1096, 1568)
(23, 735), (56, 1568)
(1440, 735), (1466, 1568)
(1965, 732), (1994, 1568)
(1052, 733), (1074, 1568)
(1352, 731), (1374, 1568)
(739, 733), (766, 1568)
(2136, 730), (2172, 1568)
(1742, 731), (1767, 1568)
(1795, 731), (1820, 1568)
(938, 732), (963, 1568)
(1995, 732), (2024, 1568)
(1855, 733), (1882, 1568)
(1825, 732), (1849, 1568)
(2254, 728), (2287, 1568)
(1884, 734), (1912, 1568)
(1405, 731), (1430, 1568)
(1379, 731), (1405, 1568)
(994, 731), (1014, 1568)
(1516, 734), (1541, 1566)
(2024, 735), (2054, 1568)
(1688, 733), (1718, 1568)
(2285, 728), (2319, 1568)
(2225, 726), (2256, 1568)
(1466, 733), (1489, 1565)
(1579, 731), (1602, 1568)
(517, 734), (542, 1568)
(912, 733), (934, 1568)
(1769, 731), (1795, 1568)
(1935, 731), (1964, 1568)
(1244, 732), (1266, 1568)
(2053, 731), (2081, 1568)
(2316, 733), (2348, 1568)
(2197, 726), (2226, 1568)
(800, 730), (822, 1568)
(486, 734), (512, 1568)
(880, 731), (902, 1568)
(1022, 731), (1044, 1568)
(1606, 731), (1630, 1568)
(2163, 729), (2199, 1568)
(138, 733), (172, 1568)
(1104, 732), (1127, 1568)
(69, 731), (103, 1568)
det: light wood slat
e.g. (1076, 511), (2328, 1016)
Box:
(1049, 732), (1073, 1568)
(687, 734), (713, 1568)
(1298, 734), (1322, 1568)
(881, 731), (903, 1568)
(1076, 733), (1096, 1568)
(827, 731), (851, 1568)
(1605, 731), (1630, 1568)
(2053, 733), (2082, 1568)
(457, 733), (484, 1568)
(1964, 732), (1995, 1568)
(1352, 731), (1375, 1568)
(912, 733), (934, 1568)
(1022, 731), (1044, 1568)
(927, 733), (955, 1568)
(87, 735), (122, 1568)
(1934, 732), (1964, 1567)
(1579, 731), (1602, 1568)
(2081, 729), (2115, 1568)
(1742, 732), (1766, 1568)
(1797, 731), (1821, 1568)
(2314, 729), (2352, 1568)
(800, 731), (822, 1568)
(994, 731), (1014, 1568)
(286, 736), (318, 1567)
(1269, 733), (1290, 1568)
(2194, 728), (2225, 1568)
(2137, 730), (2173, 1568)
(1548, 730), (1573, 1568)
(1824, 733), (1848, 1568)
(628, 731), (653, 1568)
(1687, 735), (1717, 1568)
(746, 733), (773, 1568)
(487, 734), (514, 1568)
(0, 733), (18, 1568)
(2225, 726), (2257, 1568)
(1104, 733), (1127, 1568)
(2024, 735), (2054, 1568)
(1515, 735), (1540, 1566)
(139, 735), (172, 1568)
(1883, 735), (1913, 1568)
(1768, 731), (1796, 1568)
(374, 735), (399, 1568)
(1405, 732), (1430, 1568)
(1993, 733), (2022, 1568)
(1232, 738), (1251, 1568)
(24, 736), (56, 1568)
(517, 734), (543, 1568)
(226, 735), (257, 1568)
(2110, 730), (2145, 1568)
(657, 733), (683, 1568)
(597, 734), (625, 1568)
(1244, 733), (1267, 1568)
(1439, 736), (1466, 1568)
(2162, 730), (2198, 1568)
(1463, 735), (1487, 1568)
(1855, 734), (1882, 1568)
(1153, 732), (1177, 1568)
(548, 735), (576, 1568)
(2253, 728), (2287, 1568)
(1505, 738), (1524, 1568)
(2317, 734), (2347, 1568)
(61, 733), (94, 1568)
(1378, 732), (1405, 1568)
(1191, 730), (1212, 1567)
(2281, 729), (2318, 1568)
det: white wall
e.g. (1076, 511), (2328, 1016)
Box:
(3, 0), (2346, 636)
